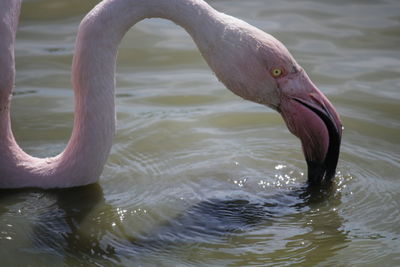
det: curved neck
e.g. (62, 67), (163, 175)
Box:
(0, 0), (224, 188)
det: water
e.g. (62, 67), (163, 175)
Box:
(1, 0), (399, 265)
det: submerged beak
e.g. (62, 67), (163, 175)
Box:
(279, 72), (342, 185)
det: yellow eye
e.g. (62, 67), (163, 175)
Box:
(271, 68), (283, 78)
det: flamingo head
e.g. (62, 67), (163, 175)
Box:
(206, 18), (342, 185)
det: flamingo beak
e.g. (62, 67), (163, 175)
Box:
(278, 72), (342, 185)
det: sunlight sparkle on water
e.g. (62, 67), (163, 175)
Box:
(335, 171), (353, 194)
(275, 164), (286, 170)
(273, 173), (297, 187)
(258, 180), (271, 188)
(117, 208), (128, 221)
(233, 178), (247, 187)
(132, 208), (147, 214)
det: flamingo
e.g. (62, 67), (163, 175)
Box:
(0, 0), (342, 189)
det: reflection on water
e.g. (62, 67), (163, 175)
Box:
(1, 183), (348, 266)
(0, 185), (113, 265)
(1, 0), (400, 265)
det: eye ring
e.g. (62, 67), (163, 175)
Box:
(271, 68), (283, 78)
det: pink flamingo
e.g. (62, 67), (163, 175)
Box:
(0, 0), (342, 189)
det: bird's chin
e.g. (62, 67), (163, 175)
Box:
(279, 96), (342, 185)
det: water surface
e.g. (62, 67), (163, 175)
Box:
(1, 0), (399, 266)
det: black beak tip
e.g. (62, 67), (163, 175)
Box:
(306, 160), (336, 186)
